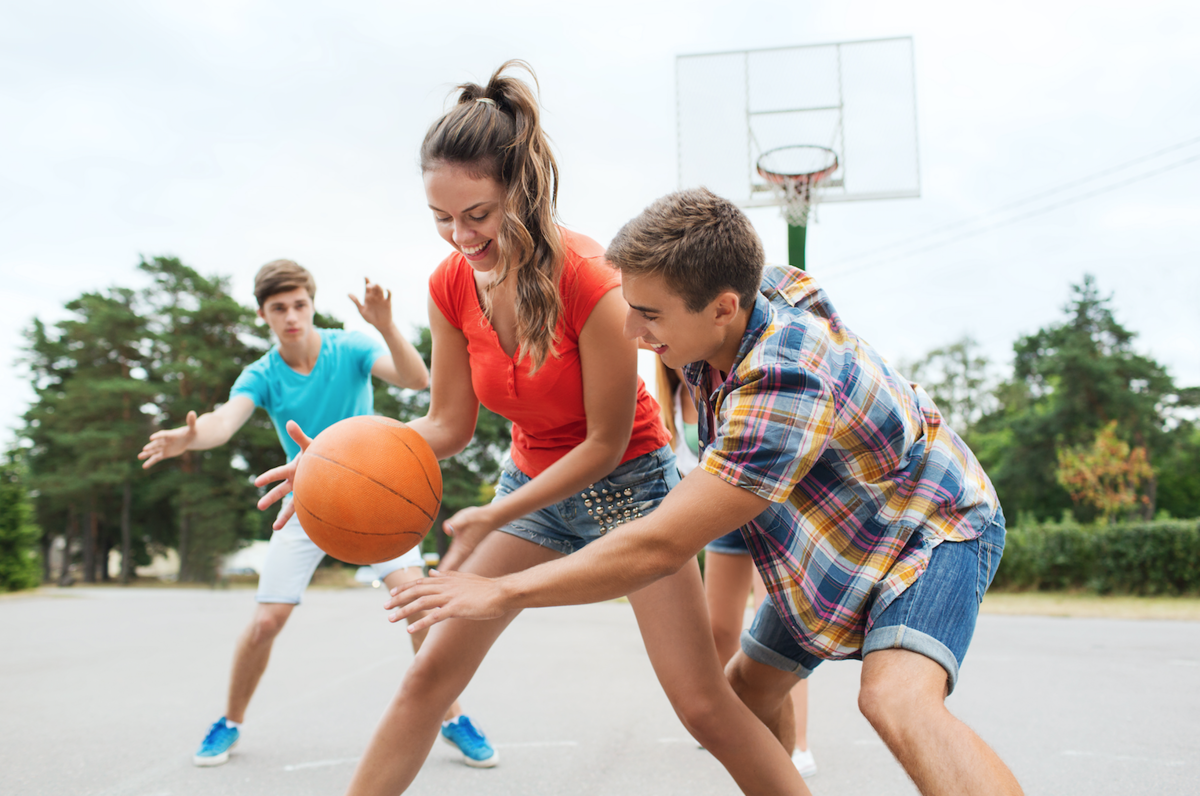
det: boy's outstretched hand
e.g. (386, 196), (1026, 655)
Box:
(138, 411), (198, 469)
(254, 420), (314, 530)
(385, 570), (512, 633)
(348, 277), (393, 330)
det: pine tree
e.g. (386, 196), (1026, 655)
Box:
(0, 451), (41, 592)
(138, 256), (275, 581)
(976, 275), (1195, 521)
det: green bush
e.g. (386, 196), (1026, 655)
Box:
(0, 457), (42, 592)
(993, 518), (1200, 595)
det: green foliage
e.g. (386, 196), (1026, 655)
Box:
(974, 275), (1196, 521)
(21, 284), (161, 583)
(137, 257), (277, 580)
(0, 452), (42, 592)
(19, 256), (280, 583)
(1055, 421), (1154, 524)
(992, 517), (1200, 595)
(901, 335), (994, 443)
(1155, 422), (1200, 520)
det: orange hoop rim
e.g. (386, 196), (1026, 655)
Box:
(756, 145), (840, 186)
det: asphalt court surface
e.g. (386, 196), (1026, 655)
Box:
(2, 585), (1198, 795)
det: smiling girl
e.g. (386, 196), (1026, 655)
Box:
(256, 61), (806, 796)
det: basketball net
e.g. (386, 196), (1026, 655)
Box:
(756, 145), (839, 228)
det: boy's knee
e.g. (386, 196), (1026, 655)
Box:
(858, 656), (946, 736)
(726, 654), (785, 710)
(249, 604), (292, 643)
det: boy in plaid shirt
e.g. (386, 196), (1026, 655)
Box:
(389, 189), (1022, 796)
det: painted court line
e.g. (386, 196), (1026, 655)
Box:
(1062, 750), (1186, 766)
(284, 757), (361, 772)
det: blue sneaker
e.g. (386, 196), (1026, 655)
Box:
(440, 715), (498, 768)
(193, 717), (240, 767)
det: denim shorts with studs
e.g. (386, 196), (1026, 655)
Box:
(493, 445), (680, 555)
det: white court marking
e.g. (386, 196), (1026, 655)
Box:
(282, 741), (581, 770)
(1061, 750), (1187, 766)
(284, 757), (360, 772)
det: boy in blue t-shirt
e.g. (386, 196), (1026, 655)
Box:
(139, 260), (498, 769)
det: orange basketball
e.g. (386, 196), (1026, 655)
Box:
(292, 416), (441, 565)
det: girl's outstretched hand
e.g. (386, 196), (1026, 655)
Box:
(254, 420), (314, 530)
(385, 569), (511, 633)
(436, 504), (500, 571)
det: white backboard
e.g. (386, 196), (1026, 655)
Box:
(677, 37), (921, 208)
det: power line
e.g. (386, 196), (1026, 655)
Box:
(824, 133), (1200, 273)
(821, 147), (1200, 279)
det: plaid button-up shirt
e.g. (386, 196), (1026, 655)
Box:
(687, 266), (999, 660)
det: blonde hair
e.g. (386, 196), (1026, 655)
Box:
(420, 60), (564, 372)
(254, 259), (316, 307)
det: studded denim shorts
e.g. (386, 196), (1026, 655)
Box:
(493, 445), (680, 555)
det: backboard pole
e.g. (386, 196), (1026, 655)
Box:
(788, 223), (807, 270)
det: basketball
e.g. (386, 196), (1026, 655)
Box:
(292, 416), (442, 565)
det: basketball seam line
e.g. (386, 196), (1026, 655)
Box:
(294, 496), (424, 538)
(305, 452), (436, 522)
(385, 428), (441, 506)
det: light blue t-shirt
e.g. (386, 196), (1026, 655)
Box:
(230, 328), (386, 460)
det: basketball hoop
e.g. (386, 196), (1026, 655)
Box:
(756, 145), (839, 227)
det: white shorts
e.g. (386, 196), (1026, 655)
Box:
(255, 509), (425, 604)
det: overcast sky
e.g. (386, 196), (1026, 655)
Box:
(2, 0), (1198, 445)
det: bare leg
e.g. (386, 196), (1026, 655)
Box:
(630, 556), (810, 796)
(726, 651), (801, 754)
(858, 649), (1022, 796)
(382, 567), (463, 722)
(225, 602), (294, 723)
(789, 681), (809, 752)
(747, 566), (810, 753)
(704, 551), (755, 664)
(344, 533), (559, 796)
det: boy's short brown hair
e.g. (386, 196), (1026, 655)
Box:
(606, 188), (764, 312)
(254, 259), (316, 307)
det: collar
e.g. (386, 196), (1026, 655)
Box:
(682, 292), (772, 397)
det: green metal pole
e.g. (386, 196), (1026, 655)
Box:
(788, 222), (807, 271)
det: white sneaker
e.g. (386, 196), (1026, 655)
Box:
(791, 747), (817, 778)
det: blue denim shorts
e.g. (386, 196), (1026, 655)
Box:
(706, 527), (751, 555)
(494, 445), (680, 554)
(741, 507), (1006, 693)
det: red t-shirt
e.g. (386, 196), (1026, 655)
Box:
(428, 229), (670, 477)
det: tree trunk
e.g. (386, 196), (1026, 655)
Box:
(58, 508), (76, 586)
(82, 506), (97, 584)
(99, 534), (113, 583)
(177, 452), (193, 582)
(178, 508), (191, 582)
(40, 530), (53, 584)
(120, 480), (133, 585)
